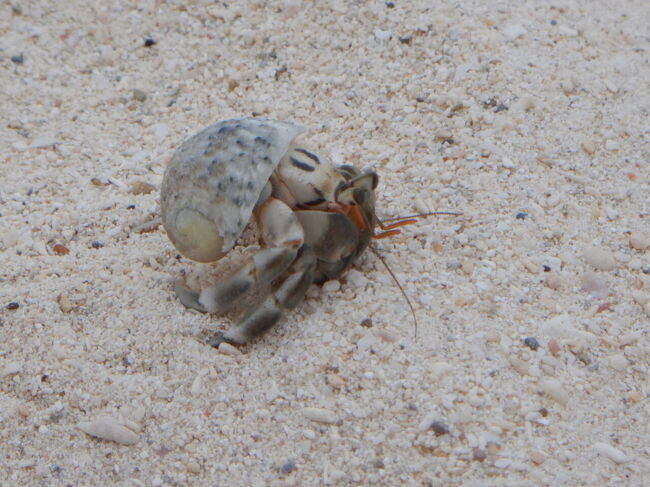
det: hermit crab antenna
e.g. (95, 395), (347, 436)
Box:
(381, 211), (463, 224)
(369, 244), (419, 339)
(374, 212), (462, 239)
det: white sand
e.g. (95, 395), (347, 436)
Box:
(1, 0), (649, 485)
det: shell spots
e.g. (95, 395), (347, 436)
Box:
(255, 136), (271, 147)
(161, 118), (305, 256)
(294, 148), (320, 164)
(290, 156), (316, 172)
(218, 125), (236, 135)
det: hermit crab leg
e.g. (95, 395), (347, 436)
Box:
(175, 198), (303, 315)
(209, 209), (362, 346)
(203, 197), (321, 346)
(208, 247), (316, 346)
(295, 210), (363, 282)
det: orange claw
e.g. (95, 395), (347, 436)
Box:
(373, 217), (418, 239)
(378, 218), (418, 231)
(374, 229), (402, 239)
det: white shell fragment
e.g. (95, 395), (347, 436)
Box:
(594, 442), (629, 464)
(77, 416), (139, 445)
(160, 118), (305, 262)
(538, 378), (569, 406)
(302, 407), (339, 424)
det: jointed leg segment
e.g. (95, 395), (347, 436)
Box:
(176, 197), (319, 346)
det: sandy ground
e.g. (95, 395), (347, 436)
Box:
(1, 0), (649, 485)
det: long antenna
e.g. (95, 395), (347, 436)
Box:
(369, 244), (419, 339)
(381, 211), (462, 224)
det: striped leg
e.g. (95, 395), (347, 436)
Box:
(208, 248), (316, 346)
(174, 197), (304, 315)
(208, 210), (362, 346)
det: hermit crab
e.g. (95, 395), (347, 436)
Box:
(160, 117), (419, 346)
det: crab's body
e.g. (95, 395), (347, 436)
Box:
(161, 118), (387, 346)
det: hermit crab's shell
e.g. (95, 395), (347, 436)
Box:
(160, 118), (304, 262)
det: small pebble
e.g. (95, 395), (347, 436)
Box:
(144, 38), (156, 47)
(509, 355), (531, 376)
(573, 348), (591, 365)
(593, 442), (629, 464)
(57, 294), (73, 313)
(133, 89), (147, 102)
(52, 244), (70, 255)
(91, 241), (104, 249)
(360, 318), (373, 328)
(186, 461), (200, 474)
(515, 212), (528, 220)
(374, 28), (391, 42)
(538, 378), (569, 406)
(501, 157), (516, 169)
(374, 328), (398, 343)
(190, 375), (202, 395)
(581, 139), (597, 154)
(357, 332), (376, 351)
(327, 373), (345, 389)
(604, 79), (619, 93)
(548, 339), (561, 356)
(151, 123), (170, 138)
(332, 101), (350, 117)
(580, 271), (609, 298)
(523, 337), (539, 350)
(321, 280), (341, 293)
(17, 403), (30, 418)
(608, 354), (628, 371)
(279, 460), (297, 474)
(77, 416), (139, 445)
(628, 391), (642, 403)
(428, 361), (451, 379)
(604, 139), (620, 151)
(485, 330), (500, 343)
(529, 450), (545, 464)
(582, 245), (616, 271)
(629, 232), (650, 251)
(218, 342), (242, 356)
(472, 447), (487, 462)
(429, 421), (450, 436)
(11, 54), (24, 64)
(302, 407), (339, 425)
(502, 24), (527, 40)
(544, 273), (562, 290)
(619, 331), (641, 346)
(6, 302), (20, 310)
(494, 458), (512, 469)
(129, 181), (156, 195)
